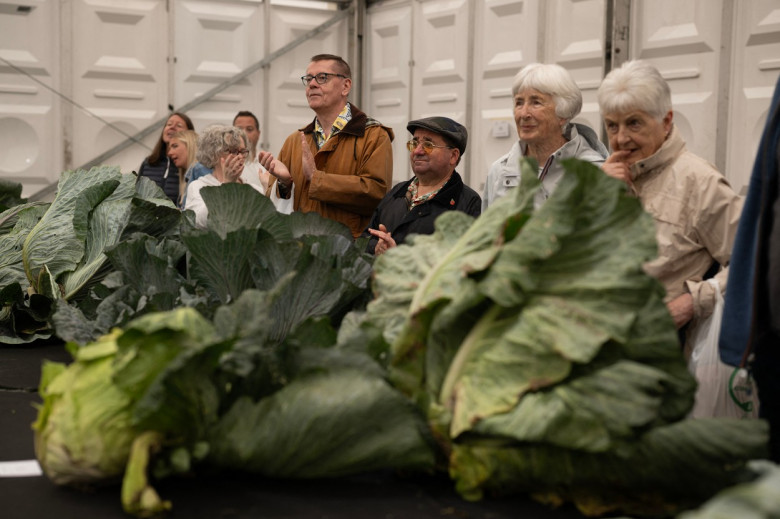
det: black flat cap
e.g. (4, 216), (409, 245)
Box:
(407, 116), (468, 155)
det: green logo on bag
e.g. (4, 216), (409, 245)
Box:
(729, 368), (755, 413)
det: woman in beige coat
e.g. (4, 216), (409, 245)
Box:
(597, 60), (743, 343)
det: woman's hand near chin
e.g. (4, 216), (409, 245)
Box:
(602, 149), (633, 186)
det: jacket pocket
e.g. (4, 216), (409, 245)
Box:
(501, 172), (520, 188)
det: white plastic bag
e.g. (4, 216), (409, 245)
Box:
(687, 279), (759, 419)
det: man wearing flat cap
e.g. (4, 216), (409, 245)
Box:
(363, 116), (481, 255)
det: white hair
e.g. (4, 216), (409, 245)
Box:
(512, 63), (583, 121)
(597, 60), (672, 121)
(196, 124), (247, 169)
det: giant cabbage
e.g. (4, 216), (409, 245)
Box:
(0, 167), (180, 344)
(33, 163), (769, 517)
(51, 183), (373, 345)
(36, 297), (434, 516)
(34, 309), (223, 517)
(351, 158), (768, 516)
(34, 184), (435, 516)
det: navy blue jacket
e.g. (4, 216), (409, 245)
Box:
(719, 75), (780, 366)
(138, 156), (179, 204)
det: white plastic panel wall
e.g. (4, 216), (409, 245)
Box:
(0, 1), (61, 196)
(71, 0), (169, 175)
(410, 0), (470, 181)
(472, 0), (540, 195)
(364, 0), (413, 183)
(264, 2), (347, 155)
(727, 0), (780, 193)
(545, 0), (605, 134)
(173, 0), (265, 135)
(632, 0), (723, 169)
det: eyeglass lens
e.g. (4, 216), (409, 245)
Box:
(406, 139), (434, 153)
(300, 73), (345, 86)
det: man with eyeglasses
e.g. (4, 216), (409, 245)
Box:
(259, 54), (393, 238)
(362, 117), (481, 255)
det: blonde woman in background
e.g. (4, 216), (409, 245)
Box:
(137, 112), (194, 204)
(166, 129), (198, 207)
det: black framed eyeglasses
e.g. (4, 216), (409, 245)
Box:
(227, 148), (249, 157)
(301, 72), (348, 86)
(406, 139), (454, 154)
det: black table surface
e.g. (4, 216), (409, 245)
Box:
(0, 341), (587, 519)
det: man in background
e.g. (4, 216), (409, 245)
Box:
(233, 110), (270, 193)
(259, 54), (393, 238)
(233, 110), (261, 161)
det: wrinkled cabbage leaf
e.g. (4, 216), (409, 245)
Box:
(352, 158), (768, 515)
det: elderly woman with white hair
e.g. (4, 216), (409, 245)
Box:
(482, 63), (608, 210)
(184, 125), (292, 228)
(598, 60), (743, 340)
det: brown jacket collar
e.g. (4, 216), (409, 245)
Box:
(299, 105), (391, 140)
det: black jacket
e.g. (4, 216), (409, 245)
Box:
(362, 171), (481, 253)
(138, 156), (179, 204)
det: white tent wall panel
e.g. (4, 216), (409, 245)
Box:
(173, 0), (266, 133)
(631, 0), (723, 174)
(363, 1), (413, 182)
(408, 0), (470, 183)
(0, 0), (349, 196)
(264, 2), (348, 159)
(545, 0), (606, 135)
(0, 1), (61, 196)
(727, 0), (780, 193)
(472, 0), (541, 198)
(70, 0), (169, 177)
(369, 0), (780, 195)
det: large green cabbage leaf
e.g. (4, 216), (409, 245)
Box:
(37, 283), (432, 516)
(353, 158), (768, 515)
(207, 369), (436, 478)
(450, 419), (768, 516)
(199, 182), (292, 241)
(35, 185), (431, 516)
(23, 166), (123, 289)
(51, 234), (192, 346)
(34, 330), (138, 485)
(1, 169), (179, 344)
(59, 174), (180, 300)
(34, 308), (226, 487)
(0, 203), (50, 287)
(678, 460), (780, 519)
(0, 281), (55, 343)
(48, 181), (373, 349)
